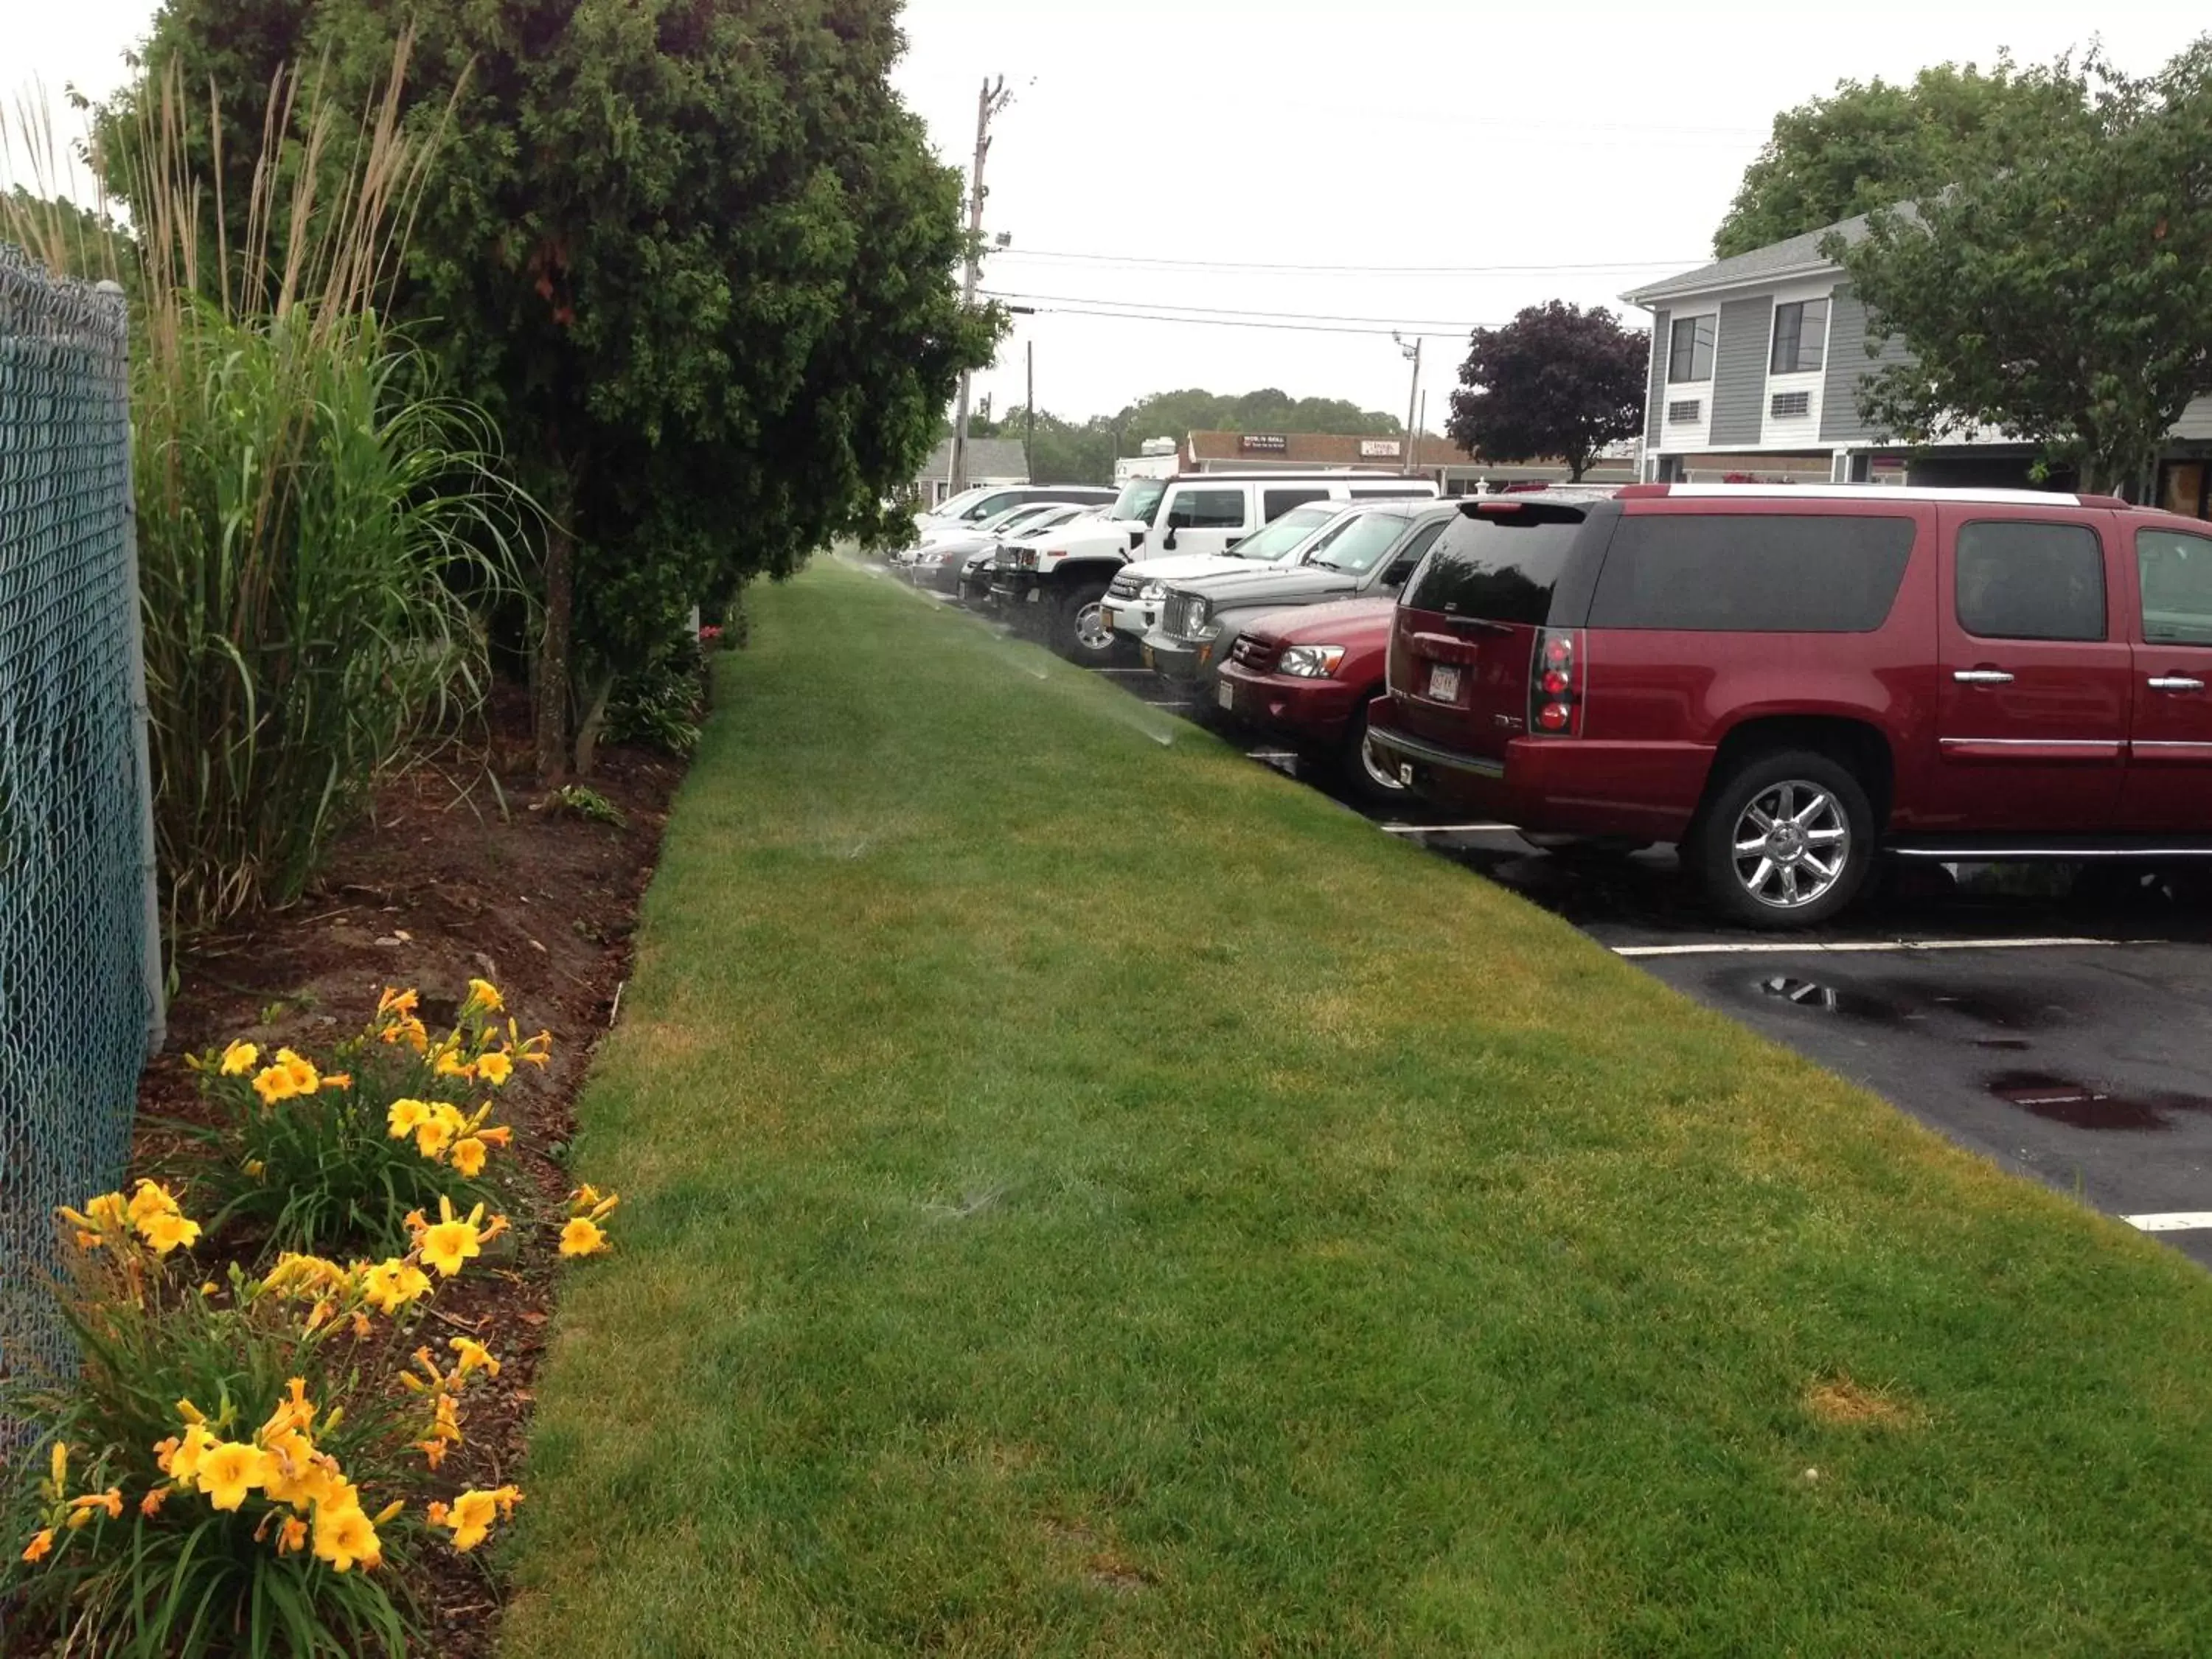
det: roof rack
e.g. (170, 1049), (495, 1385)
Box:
(1618, 482), (2137, 508)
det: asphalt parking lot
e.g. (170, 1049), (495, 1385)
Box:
(1088, 643), (2212, 1270)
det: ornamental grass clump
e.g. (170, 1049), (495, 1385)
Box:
(0, 1178), (569, 1657)
(187, 980), (551, 1259)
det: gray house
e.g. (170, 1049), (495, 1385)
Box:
(1623, 215), (2212, 517)
(913, 437), (1028, 507)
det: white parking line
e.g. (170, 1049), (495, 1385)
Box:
(1143, 700), (1192, 709)
(1094, 667), (1153, 675)
(1245, 749), (1298, 762)
(1380, 822), (1517, 835)
(1613, 936), (2140, 959)
(2124, 1213), (2212, 1233)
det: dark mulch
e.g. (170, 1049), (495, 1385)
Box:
(10, 684), (685, 1658)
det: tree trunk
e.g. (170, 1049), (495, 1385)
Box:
(535, 475), (577, 785)
(572, 667), (617, 778)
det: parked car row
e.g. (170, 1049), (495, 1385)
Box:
(905, 478), (2212, 927)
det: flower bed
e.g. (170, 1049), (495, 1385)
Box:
(2, 693), (683, 1657)
(4, 987), (616, 1655)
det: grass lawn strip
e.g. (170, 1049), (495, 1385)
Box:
(501, 559), (2212, 1657)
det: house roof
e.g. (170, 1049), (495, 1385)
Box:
(1183, 430), (1466, 467)
(1621, 208), (1919, 308)
(917, 437), (1029, 483)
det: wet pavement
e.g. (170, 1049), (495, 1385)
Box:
(1091, 639), (2212, 1271)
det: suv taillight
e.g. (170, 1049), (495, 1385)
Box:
(1528, 627), (1583, 737)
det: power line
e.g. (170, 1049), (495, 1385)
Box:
(991, 248), (1708, 276)
(979, 288), (1519, 333)
(984, 300), (1494, 340)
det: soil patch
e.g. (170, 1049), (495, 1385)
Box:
(1803, 1374), (1921, 1430)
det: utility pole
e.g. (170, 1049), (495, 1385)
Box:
(950, 74), (1012, 499)
(1397, 333), (1423, 477)
(1415, 389), (1427, 479)
(1024, 338), (1036, 481)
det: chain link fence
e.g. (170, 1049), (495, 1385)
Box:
(0, 242), (164, 1391)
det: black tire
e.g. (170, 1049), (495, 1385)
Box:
(1337, 706), (1411, 806)
(1693, 748), (1874, 928)
(1050, 581), (1120, 662)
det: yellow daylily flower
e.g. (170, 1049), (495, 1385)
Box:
(386, 1098), (432, 1138)
(418, 1197), (487, 1278)
(20, 1528), (54, 1565)
(137, 1210), (202, 1256)
(449, 1336), (501, 1380)
(465, 977), (504, 1014)
(559, 1217), (608, 1258)
(437, 1486), (519, 1552)
(195, 1441), (271, 1512)
(450, 1136), (488, 1178)
(475, 1048), (514, 1087)
(219, 1040), (260, 1076)
(85, 1192), (130, 1234)
(311, 1501), (380, 1573)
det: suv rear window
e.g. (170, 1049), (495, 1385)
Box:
(1402, 503), (1590, 625)
(1589, 512), (1915, 632)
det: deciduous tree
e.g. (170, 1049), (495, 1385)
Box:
(1714, 58), (2085, 258)
(1832, 40), (2212, 498)
(1445, 303), (1648, 482)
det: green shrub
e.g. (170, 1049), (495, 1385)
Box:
(185, 981), (548, 1260)
(605, 627), (708, 757)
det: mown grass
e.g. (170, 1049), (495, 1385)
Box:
(501, 559), (2212, 1657)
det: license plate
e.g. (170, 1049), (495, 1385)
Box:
(1026, 588), (1041, 604)
(1217, 678), (1235, 711)
(1427, 664), (1461, 702)
(1101, 606), (1117, 632)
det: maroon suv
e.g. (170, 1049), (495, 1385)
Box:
(1368, 484), (2212, 925)
(1218, 598), (1404, 801)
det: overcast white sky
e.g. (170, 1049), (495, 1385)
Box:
(13, 1), (2205, 426)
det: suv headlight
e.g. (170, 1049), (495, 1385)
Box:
(1138, 580), (1167, 602)
(1175, 595), (1214, 638)
(1277, 644), (1348, 678)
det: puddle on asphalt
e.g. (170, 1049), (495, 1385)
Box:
(1751, 975), (2059, 1035)
(1757, 975), (1902, 1021)
(1983, 1071), (2212, 1131)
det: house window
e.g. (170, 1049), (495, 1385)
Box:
(1667, 400), (1703, 425)
(1770, 391), (1812, 420)
(1770, 299), (1829, 375)
(1668, 314), (1716, 383)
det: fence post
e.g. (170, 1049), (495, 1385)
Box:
(96, 281), (166, 1057)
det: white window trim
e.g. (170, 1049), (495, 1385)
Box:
(1767, 294), (1835, 379)
(1666, 312), (1719, 386)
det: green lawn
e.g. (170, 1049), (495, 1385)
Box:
(500, 559), (2212, 1657)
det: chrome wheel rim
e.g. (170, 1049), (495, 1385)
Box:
(1359, 733), (1407, 793)
(1731, 781), (1850, 909)
(1074, 601), (1113, 653)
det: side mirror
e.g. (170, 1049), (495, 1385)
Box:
(1161, 526), (1179, 551)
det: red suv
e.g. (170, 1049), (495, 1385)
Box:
(1368, 484), (2212, 926)
(1218, 598), (1405, 801)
